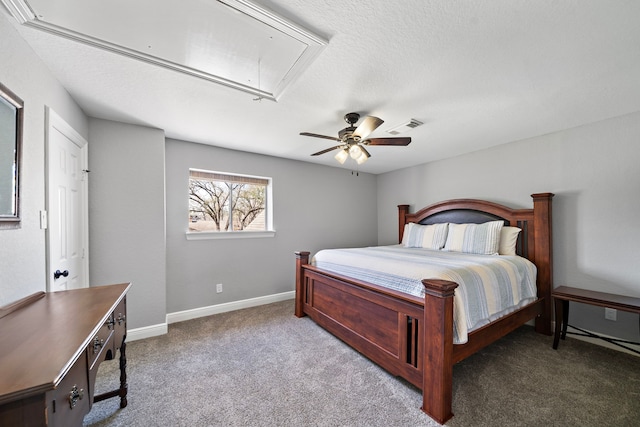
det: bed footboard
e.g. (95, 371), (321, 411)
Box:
(296, 251), (428, 387)
(295, 251), (459, 423)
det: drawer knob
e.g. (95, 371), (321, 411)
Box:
(93, 336), (105, 353)
(69, 384), (84, 409)
(105, 317), (115, 329)
(117, 313), (126, 325)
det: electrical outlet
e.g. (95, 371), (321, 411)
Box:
(216, 283), (223, 293)
(604, 307), (617, 321)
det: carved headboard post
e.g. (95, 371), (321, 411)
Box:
(531, 193), (554, 335)
(398, 204), (410, 244)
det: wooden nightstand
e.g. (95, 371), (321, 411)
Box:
(552, 285), (640, 354)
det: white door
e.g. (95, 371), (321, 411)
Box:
(46, 108), (89, 292)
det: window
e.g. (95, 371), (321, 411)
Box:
(188, 169), (273, 238)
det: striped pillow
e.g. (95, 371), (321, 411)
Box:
(443, 220), (504, 255)
(403, 222), (449, 250)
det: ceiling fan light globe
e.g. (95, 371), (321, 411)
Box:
(355, 151), (368, 164)
(349, 144), (363, 159)
(335, 149), (349, 164)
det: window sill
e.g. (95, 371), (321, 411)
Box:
(185, 230), (276, 240)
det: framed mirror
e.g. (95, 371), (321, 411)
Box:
(0, 83), (23, 229)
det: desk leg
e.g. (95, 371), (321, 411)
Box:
(118, 340), (128, 408)
(93, 336), (130, 406)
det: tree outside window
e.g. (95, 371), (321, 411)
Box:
(189, 169), (269, 232)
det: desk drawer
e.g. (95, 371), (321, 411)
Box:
(88, 322), (113, 371)
(47, 354), (89, 427)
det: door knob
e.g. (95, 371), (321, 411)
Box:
(54, 269), (69, 279)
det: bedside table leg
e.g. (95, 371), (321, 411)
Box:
(553, 298), (563, 349)
(561, 300), (569, 340)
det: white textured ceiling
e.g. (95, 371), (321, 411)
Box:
(15, 0), (327, 100)
(3, 0), (640, 174)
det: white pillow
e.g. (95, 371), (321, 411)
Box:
(443, 220), (504, 255)
(499, 226), (521, 256)
(403, 222), (449, 250)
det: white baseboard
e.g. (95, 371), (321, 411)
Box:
(127, 323), (168, 342)
(166, 291), (295, 324)
(553, 321), (639, 357)
(127, 291), (294, 341)
(568, 330), (640, 357)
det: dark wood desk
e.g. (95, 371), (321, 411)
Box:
(552, 285), (640, 354)
(0, 283), (131, 426)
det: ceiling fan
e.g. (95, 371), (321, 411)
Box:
(300, 112), (411, 165)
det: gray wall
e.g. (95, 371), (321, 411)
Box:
(165, 139), (378, 313)
(377, 111), (640, 341)
(3, 6), (638, 346)
(88, 119), (167, 329)
(0, 11), (88, 305)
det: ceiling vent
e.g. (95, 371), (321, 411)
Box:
(386, 119), (424, 135)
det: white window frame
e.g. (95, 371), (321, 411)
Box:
(186, 168), (274, 240)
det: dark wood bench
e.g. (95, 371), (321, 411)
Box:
(552, 285), (640, 354)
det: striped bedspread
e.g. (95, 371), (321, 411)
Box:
(312, 245), (538, 344)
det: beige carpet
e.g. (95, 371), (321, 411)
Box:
(84, 300), (640, 426)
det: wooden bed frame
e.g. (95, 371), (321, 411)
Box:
(295, 193), (553, 424)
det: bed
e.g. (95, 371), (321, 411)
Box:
(294, 193), (553, 424)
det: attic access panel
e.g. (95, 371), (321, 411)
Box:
(3, 0), (327, 101)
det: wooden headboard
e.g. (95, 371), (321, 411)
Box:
(398, 193), (554, 335)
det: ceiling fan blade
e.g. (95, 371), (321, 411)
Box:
(365, 137), (411, 146)
(311, 145), (344, 156)
(360, 145), (371, 158)
(353, 116), (384, 139)
(300, 132), (340, 142)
